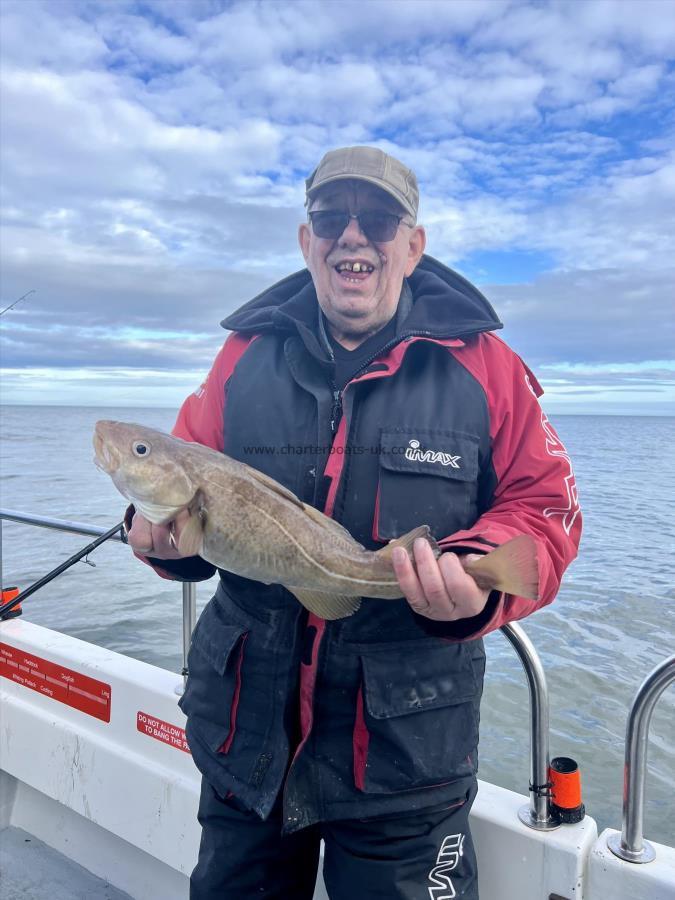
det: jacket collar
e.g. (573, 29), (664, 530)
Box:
(221, 254), (502, 344)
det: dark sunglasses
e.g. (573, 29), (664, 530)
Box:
(308, 209), (411, 242)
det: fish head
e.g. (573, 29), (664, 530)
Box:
(93, 420), (197, 523)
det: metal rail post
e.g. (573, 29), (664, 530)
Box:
(180, 582), (197, 692)
(607, 654), (675, 863)
(501, 622), (559, 830)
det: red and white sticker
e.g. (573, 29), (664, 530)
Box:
(0, 642), (111, 723)
(137, 711), (190, 754)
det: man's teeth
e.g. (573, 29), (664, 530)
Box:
(336, 262), (374, 273)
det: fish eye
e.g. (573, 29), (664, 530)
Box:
(133, 441), (150, 457)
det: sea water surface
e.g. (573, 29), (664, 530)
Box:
(1, 405), (673, 844)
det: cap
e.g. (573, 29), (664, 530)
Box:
(305, 146), (419, 220)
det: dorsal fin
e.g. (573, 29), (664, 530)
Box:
(375, 525), (441, 563)
(245, 464), (362, 547)
(242, 464), (305, 508)
(300, 503), (363, 547)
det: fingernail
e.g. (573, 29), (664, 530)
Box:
(414, 538), (426, 552)
(392, 547), (406, 565)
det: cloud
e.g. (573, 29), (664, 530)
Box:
(489, 267), (675, 366)
(1, 0), (674, 411)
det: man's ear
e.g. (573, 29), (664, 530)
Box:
(298, 223), (311, 263)
(405, 225), (426, 277)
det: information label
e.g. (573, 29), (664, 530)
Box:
(0, 642), (111, 723)
(137, 711), (191, 754)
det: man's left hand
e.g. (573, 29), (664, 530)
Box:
(392, 538), (491, 621)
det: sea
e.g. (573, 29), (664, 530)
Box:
(1, 405), (673, 844)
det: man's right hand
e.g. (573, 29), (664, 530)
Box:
(126, 509), (192, 559)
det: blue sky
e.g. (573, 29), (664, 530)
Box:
(1, 0), (674, 414)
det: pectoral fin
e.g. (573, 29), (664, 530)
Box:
(287, 587), (361, 620)
(176, 514), (205, 557)
(176, 492), (206, 557)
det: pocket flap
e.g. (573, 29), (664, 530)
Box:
(379, 428), (478, 482)
(361, 645), (476, 719)
(190, 607), (247, 675)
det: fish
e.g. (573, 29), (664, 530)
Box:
(93, 421), (539, 620)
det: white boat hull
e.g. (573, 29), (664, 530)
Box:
(1, 619), (673, 899)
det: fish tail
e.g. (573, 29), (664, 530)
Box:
(464, 535), (539, 600)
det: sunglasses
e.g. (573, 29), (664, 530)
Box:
(308, 209), (411, 242)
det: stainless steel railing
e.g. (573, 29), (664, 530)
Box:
(607, 654), (675, 863)
(1, 508), (556, 826)
(501, 622), (558, 830)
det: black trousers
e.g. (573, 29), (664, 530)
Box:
(190, 778), (479, 900)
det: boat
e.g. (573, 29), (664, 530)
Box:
(1, 509), (673, 900)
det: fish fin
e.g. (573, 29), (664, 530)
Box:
(177, 511), (205, 557)
(287, 588), (361, 620)
(300, 503), (363, 547)
(376, 525), (441, 563)
(464, 535), (539, 600)
(243, 465), (305, 508)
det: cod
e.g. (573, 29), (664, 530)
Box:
(93, 421), (538, 620)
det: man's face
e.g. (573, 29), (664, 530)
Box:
(298, 180), (426, 348)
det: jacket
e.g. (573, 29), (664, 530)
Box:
(151, 254), (581, 831)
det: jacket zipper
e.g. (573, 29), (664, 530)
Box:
(330, 387), (342, 435)
(327, 330), (436, 436)
(323, 329), (461, 514)
(350, 329), (435, 381)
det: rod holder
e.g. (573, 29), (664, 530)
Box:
(607, 654), (675, 863)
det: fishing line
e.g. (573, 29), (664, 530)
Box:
(0, 521), (126, 620)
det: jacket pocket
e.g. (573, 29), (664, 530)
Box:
(354, 643), (479, 794)
(374, 428), (479, 541)
(178, 604), (248, 754)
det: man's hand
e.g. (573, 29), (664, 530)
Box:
(126, 509), (191, 559)
(392, 538), (491, 621)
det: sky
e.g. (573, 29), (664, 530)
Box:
(0, 0), (674, 415)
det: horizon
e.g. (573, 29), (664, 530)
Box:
(2, 401), (674, 419)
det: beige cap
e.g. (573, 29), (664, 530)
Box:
(305, 146), (419, 219)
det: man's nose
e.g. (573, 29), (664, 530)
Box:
(338, 215), (369, 246)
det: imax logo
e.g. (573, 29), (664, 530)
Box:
(405, 439), (461, 469)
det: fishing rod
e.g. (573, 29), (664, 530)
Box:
(0, 289), (35, 317)
(0, 520), (126, 620)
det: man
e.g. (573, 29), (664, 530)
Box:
(128, 146), (581, 899)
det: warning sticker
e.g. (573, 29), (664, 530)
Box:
(137, 711), (191, 754)
(0, 642), (111, 723)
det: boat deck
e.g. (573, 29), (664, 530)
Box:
(0, 825), (133, 900)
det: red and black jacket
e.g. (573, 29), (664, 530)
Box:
(153, 255), (581, 830)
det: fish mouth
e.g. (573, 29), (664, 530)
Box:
(93, 422), (120, 474)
